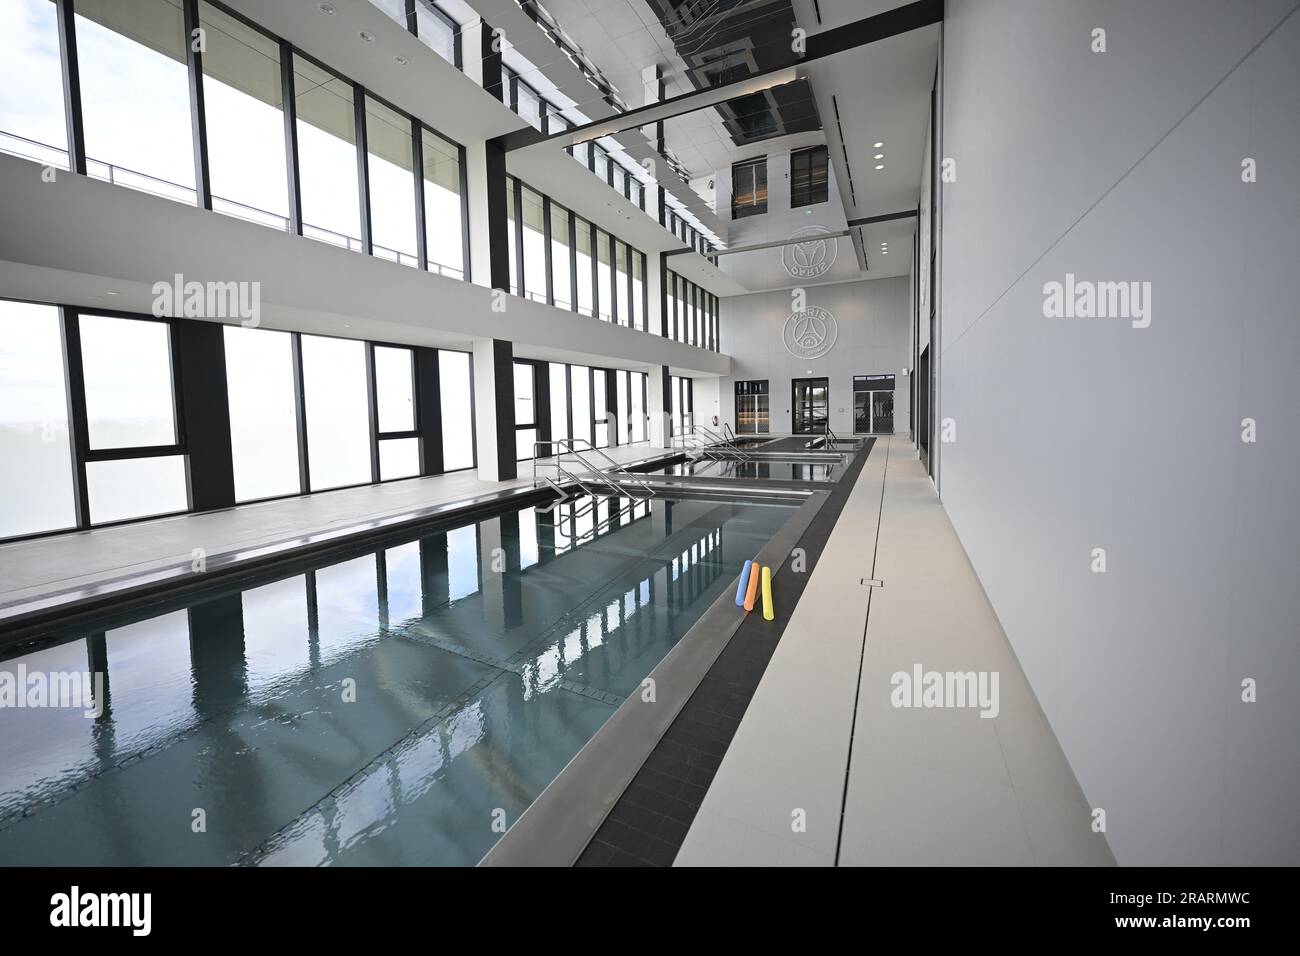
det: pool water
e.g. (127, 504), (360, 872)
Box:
(0, 494), (794, 866)
(662, 458), (837, 482)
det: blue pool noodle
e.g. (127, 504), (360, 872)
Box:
(735, 560), (753, 606)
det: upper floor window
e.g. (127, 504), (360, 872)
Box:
(791, 145), (829, 208)
(731, 156), (767, 219)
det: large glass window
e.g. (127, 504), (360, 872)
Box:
(596, 229), (612, 322)
(374, 346), (415, 433)
(439, 350), (473, 471)
(414, 1), (457, 67)
(0, 301), (76, 538)
(374, 345), (418, 481)
(224, 326), (300, 502)
(0, 0), (70, 168)
(614, 242), (630, 327)
(516, 81), (541, 131)
(575, 217), (594, 317)
(615, 370), (629, 447)
(87, 456), (188, 524)
(791, 144), (829, 208)
(200, 2), (291, 229)
(521, 185), (547, 303)
(688, 284), (697, 347)
(80, 315), (176, 450)
(76, 0), (195, 203)
(294, 54), (362, 250)
(550, 203), (572, 310)
(301, 335), (370, 490)
(78, 313), (188, 525)
(731, 156), (767, 219)
(548, 362), (568, 449)
(592, 369), (608, 448)
(570, 365), (591, 447)
(366, 96), (418, 266)
(506, 178), (519, 294)
(422, 128), (463, 278)
(681, 277), (691, 343)
(513, 362), (538, 461)
(630, 372), (646, 443)
(632, 253), (645, 332)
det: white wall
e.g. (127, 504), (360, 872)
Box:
(719, 276), (911, 435)
(939, 0), (1300, 865)
(0, 153), (728, 377)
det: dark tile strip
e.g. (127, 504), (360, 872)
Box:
(575, 439), (877, 866)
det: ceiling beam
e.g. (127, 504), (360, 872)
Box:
(667, 229), (853, 258)
(498, 0), (944, 153)
(847, 209), (919, 227)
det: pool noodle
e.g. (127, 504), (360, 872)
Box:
(743, 556), (761, 611)
(735, 560), (752, 606)
(761, 566), (774, 621)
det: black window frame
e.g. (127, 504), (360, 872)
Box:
(790, 144), (830, 208)
(731, 155), (768, 219)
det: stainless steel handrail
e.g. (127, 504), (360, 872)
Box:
(696, 424), (753, 461)
(559, 438), (657, 500)
(532, 439), (657, 516)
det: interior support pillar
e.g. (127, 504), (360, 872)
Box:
(473, 338), (517, 481)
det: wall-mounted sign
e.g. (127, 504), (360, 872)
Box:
(783, 306), (838, 360)
(782, 225), (839, 279)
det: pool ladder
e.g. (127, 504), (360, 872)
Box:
(672, 425), (754, 464)
(532, 438), (657, 542)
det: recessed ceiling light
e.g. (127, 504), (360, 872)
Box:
(319, 2), (336, 14)
(873, 142), (883, 148)
(875, 164), (884, 170)
(106, 290), (120, 295)
(874, 153), (884, 160)
(359, 31), (376, 42)
(394, 55), (408, 65)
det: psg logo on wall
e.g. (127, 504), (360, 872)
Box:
(783, 306), (838, 360)
(782, 225), (839, 279)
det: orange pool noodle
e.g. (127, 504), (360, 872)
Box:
(743, 555), (761, 611)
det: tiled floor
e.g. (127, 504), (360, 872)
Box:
(675, 436), (1116, 866)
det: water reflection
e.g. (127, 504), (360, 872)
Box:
(0, 495), (791, 865)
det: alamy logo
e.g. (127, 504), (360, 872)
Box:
(890, 664), (1000, 718)
(1042, 273), (1151, 328)
(0, 666), (105, 718)
(50, 886), (151, 936)
(152, 273), (261, 327)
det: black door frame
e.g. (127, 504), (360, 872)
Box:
(791, 377), (829, 435)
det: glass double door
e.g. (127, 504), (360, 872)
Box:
(791, 378), (829, 435)
(854, 390), (895, 434)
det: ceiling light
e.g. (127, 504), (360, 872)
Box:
(319, 3), (336, 14)
(359, 31), (376, 42)
(874, 153), (884, 160)
(873, 142), (883, 148)
(106, 290), (120, 295)
(394, 55), (408, 65)
(875, 164), (884, 170)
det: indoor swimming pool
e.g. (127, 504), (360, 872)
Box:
(660, 458), (839, 482)
(0, 494), (796, 866)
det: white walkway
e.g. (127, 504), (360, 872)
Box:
(675, 436), (1114, 866)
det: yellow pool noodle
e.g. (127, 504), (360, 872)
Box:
(761, 566), (774, 621)
(743, 556), (761, 611)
